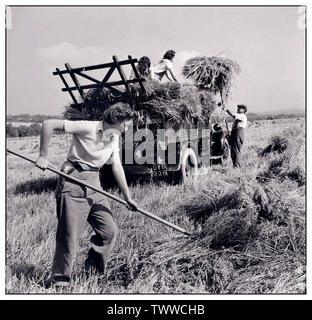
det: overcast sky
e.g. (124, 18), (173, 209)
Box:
(7, 6), (305, 115)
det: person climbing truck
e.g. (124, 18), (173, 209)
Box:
(226, 104), (248, 168)
(153, 49), (179, 82)
(35, 102), (138, 288)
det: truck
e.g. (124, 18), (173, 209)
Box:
(53, 55), (230, 185)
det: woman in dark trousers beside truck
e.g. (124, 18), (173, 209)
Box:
(36, 102), (138, 288)
(226, 104), (248, 168)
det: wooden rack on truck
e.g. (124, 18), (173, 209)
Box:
(53, 55), (145, 106)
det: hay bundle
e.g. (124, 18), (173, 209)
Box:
(260, 136), (288, 156)
(182, 56), (241, 101)
(258, 127), (305, 186)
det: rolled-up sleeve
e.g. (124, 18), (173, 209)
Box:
(64, 120), (95, 134)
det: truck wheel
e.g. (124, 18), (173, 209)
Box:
(169, 148), (198, 184)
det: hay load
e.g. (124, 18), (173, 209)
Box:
(63, 55), (240, 124)
(133, 81), (217, 124)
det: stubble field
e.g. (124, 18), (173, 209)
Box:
(6, 118), (305, 294)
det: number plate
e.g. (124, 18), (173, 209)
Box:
(151, 164), (168, 176)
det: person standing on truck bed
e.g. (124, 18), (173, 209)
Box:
(130, 56), (155, 81)
(36, 102), (138, 288)
(226, 104), (248, 168)
(153, 50), (179, 82)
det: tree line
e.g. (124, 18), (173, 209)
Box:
(6, 114), (62, 138)
(6, 123), (42, 137)
(7, 114), (62, 123)
(6, 122), (63, 138)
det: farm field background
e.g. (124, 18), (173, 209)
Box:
(6, 118), (305, 294)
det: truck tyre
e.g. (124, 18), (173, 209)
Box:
(168, 148), (198, 184)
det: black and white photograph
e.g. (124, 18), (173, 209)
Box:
(5, 4), (307, 297)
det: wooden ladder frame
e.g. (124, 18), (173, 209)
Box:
(53, 55), (146, 106)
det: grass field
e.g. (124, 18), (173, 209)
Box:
(6, 118), (305, 294)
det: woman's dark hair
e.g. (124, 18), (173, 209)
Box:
(163, 50), (176, 60)
(103, 102), (135, 124)
(237, 104), (248, 113)
(138, 56), (151, 77)
(138, 56), (151, 69)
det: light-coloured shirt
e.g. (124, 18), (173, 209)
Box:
(153, 59), (173, 81)
(64, 120), (120, 169)
(232, 113), (248, 129)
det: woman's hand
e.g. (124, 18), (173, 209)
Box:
(36, 155), (49, 170)
(125, 197), (138, 211)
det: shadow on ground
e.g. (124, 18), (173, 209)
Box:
(12, 168), (175, 197)
(13, 176), (58, 195)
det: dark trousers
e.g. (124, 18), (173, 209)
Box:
(230, 128), (244, 168)
(52, 162), (118, 281)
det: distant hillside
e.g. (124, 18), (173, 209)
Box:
(246, 111), (304, 121)
(256, 108), (305, 115)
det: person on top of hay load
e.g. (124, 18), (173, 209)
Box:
(36, 102), (138, 288)
(153, 50), (179, 82)
(130, 56), (155, 81)
(226, 104), (248, 168)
